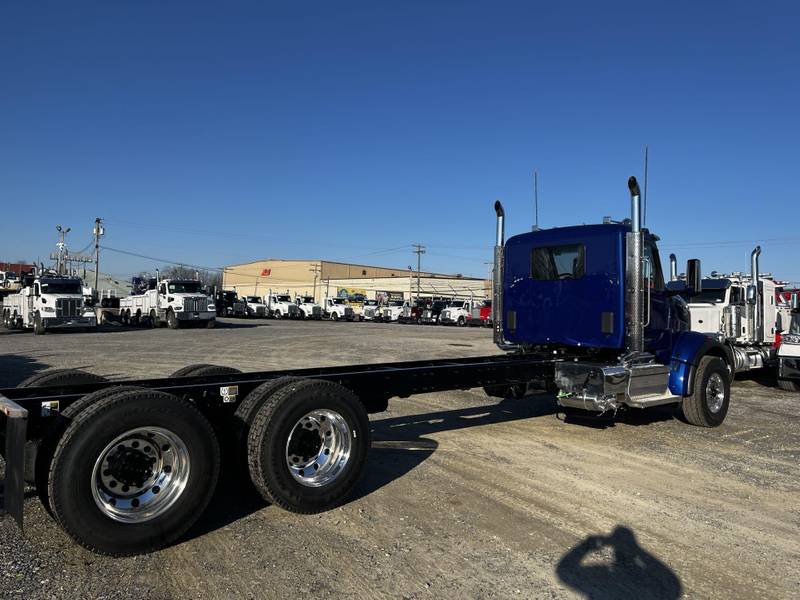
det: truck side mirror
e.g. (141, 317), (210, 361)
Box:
(746, 285), (757, 304)
(685, 259), (702, 293)
(791, 293), (799, 311)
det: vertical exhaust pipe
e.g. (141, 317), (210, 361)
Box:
(669, 253), (678, 281)
(493, 201), (506, 347)
(626, 176), (644, 354)
(750, 245), (761, 341)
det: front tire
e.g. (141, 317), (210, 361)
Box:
(681, 356), (730, 427)
(778, 378), (800, 392)
(34, 312), (45, 335)
(247, 379), (369, 513)
(48, 389), (220, 555)
(167, 310), (179, 329)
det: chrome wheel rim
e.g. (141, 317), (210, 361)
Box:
(91, 427), (190, 523)
(705, 373), (725, 413)
(285, 409), (351, 488)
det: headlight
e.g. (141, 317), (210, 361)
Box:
(208, 304), (216, 310)
(42, 306), (55, 313)
(174, 305), (183, 311)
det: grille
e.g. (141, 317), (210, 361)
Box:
(184, 297), (209, 312)
(345, 307), (354, 318)
(56, 298), (82, 317)
(311, 306), (322, 318)
(255, 306), (267, 316)
(364, 307), (376, 318)
(423, 310), (432, 319)
(288, 304), (300, 316)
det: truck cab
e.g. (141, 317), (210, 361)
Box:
(120, 279), (216, 328)
(2, 275), (96, 334)
(420, 299), (448, 324)
(399, 299), (428, 324)
(268, 293), (300, 319)
(380, 300), (407, 323)
(439, 299), (474, 326)
(469, 299), (492, 327)
(777, 295), (800, 391)
(295, 295), (322, 319)
(360, 299), (381, 321)
(242, 295), (268, 317)
(324, 297), (354, 321)
(495, 177), (734, 426)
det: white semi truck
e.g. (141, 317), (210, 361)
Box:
(242, 296), (268, 317)
(1, 274), (96, 334)
(777, 294), (800, 391)
(379, 299), (406, 322)
(439, 299), (476, 326)
(120, 278), (216, 329)
(266, 292), (300, 319)
(669, 247), (788, 374)
(295, 295), (322, 319)
(323, 297), (354, 321)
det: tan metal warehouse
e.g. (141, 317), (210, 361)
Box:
(222, 259), (489, 303)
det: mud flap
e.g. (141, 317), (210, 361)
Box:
(0, 395), (28, 529)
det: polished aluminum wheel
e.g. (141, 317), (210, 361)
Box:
(285, 409), (351, 488)
(91, 427), (190, 523)
(705, 372), (725, 413)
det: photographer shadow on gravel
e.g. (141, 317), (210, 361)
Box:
(556, 526), (682, 600)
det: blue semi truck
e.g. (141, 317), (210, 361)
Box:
(0, 176), (732, 555)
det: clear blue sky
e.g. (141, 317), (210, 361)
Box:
(1, 2), (798, 283)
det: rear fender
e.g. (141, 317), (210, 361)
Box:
(668, 331), (733, 396)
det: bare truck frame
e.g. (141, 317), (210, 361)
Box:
(0, 355), (551, 555)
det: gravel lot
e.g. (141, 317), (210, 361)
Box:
(1, 319), (798, 599)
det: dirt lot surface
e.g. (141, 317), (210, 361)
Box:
(1, 319), (798, 599)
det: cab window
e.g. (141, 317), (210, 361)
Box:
(531, 244), (585, 280)
(644, 242), (665, 291)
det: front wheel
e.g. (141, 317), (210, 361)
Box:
(681, 356), (730, 427)
(206, 318), (216, 329)
(167, 310), (179, 329)
(34, 312), (45, 335)
(247, 379), (369, 513)
(331, 312), (339, 321)
(47, 389), (220, 555)
(457, 316), (465, 327)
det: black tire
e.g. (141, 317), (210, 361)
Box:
(34, 312), (45, 335)
(17, 368), (108, 389)
(169, 364), (241, 378)
(681, 356), (731, 427)
(206, 318), (216, 329)
(331, 312), (339, 321)
(48, 389), (220, 555)
(167, 310), (179, 329)
(247, 379), (370, 513)
(149, 310), (159, 328)
(274, 310), (281, 319)
(778, 378), (800, 392)
(457, 316), (465, 327)
(231, 377), (300, 480)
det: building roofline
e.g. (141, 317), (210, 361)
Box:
(224, 258), (484, 280)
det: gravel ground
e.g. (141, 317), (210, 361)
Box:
(1, 319), (798, 599)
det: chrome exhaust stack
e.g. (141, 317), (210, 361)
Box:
(669, 253), (678, 281)
(750, 245), (762, 341)
(492, 201), (519, 351)
(625, 177), (645, 354)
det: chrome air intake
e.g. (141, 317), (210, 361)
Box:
(493, 201), (506, 347)
(625, 176), (644, 354)
(750, 245), (761, 341)
(669, 253), (678, 281)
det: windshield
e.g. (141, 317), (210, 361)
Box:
(168, 282), (202, 294)
(688, 289), (727, 304)
(40, 280), (82, 295)
(364, 300), (378, 306)
(481, 300), (491, 308)
(301, 297), (315, 303)
(448, 301), (463, 307)
(276, 295), (291, 302)
(389, 300), (404, 307)
(332, 299), (346, 305)
(4, 272), (18, 280)
(245, 296), (261, 303)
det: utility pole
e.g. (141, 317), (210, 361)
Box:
(93, 218), (104, 293)
(55, 225), (71, 275)
(309, 264), (321, 301)
(413, 244), (426, 301)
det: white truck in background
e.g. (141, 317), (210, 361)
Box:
(242, 295), (268, 317)
(295, 295), (323, 319)
(323, 297), (354, 321)
(439, 299), (475, 326)
(120, 278), (216, 329)
(670, 247), (788, 375)
(1, 273), (96, 334)
(777, 293), (800, 391)
(267, 292), (300, 319)
(361, 299), (381, 321)
(380, 299), (407, 323)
